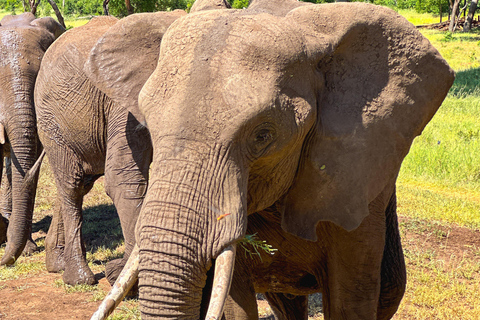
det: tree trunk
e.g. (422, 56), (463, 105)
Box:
(45, 0), (66, 29)
(22, 0), (28, 12)
(103, 0), (111, 15)
(29, 0), (40, 15)
(449, 0), (462, 31)
(464, 0), (478, 31)
(125, 0), (134, 15)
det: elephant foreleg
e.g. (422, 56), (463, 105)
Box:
(1, 156), (12, 220)
(377, 189), (406, 320)
(103, 111), (152, 285)
(319, 184), (395, 319)
(223, 256), (259, 320)
(263, 293), (308, 320)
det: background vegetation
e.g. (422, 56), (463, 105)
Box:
(0, 0), (454, 17)
(1, 3), (480, 320)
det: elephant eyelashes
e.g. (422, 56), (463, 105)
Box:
(250, 125), (276, 158)
(255, 129), (273, 143)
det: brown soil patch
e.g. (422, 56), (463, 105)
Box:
(1, 216), (479, 319)
(0, 273), (111, 320)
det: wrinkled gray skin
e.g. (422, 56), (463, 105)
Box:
(0, 13), (64, 265)
(34, 11), (186, 286)
(225, 189), (404, 319)
(133, 0), (454, 319)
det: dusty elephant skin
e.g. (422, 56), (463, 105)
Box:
(33, 10), (185, 286)
(0, 13), (64, 265)
(117, 0), (456, 319)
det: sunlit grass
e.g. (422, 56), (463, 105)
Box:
(393, 219), (480, 319)
(398, 8), (441, 25)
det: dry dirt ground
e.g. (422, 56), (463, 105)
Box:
(1, 216), (480, 319)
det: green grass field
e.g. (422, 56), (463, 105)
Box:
(0, 6), (480, 320)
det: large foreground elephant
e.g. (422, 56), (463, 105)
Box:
(34, 10), (185, 285)
(94, 0), (454, 319)
(0, 13), (64, 264)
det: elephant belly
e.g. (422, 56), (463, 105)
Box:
(251, 260), (320, 296)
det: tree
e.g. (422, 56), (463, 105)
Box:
(125, 0), (133, 14)
(103, 0), (111, 14)
(29, 0), (41, 14)
(463, 0), (478, 31)
(45, 0), (65, 28)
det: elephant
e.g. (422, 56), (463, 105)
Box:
(0, 12), (64, 264)
(33, 10), (187, 286)
(92, 0), (454, 319)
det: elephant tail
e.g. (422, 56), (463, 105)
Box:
(21, 149), (45, 192)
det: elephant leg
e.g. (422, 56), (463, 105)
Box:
(45, 197), (66, 273)
(0, 156), (11, 245)
(1, 156), (12, 220)
(263, 293), (308, 320)
(223, 257), (259, 320)
(319, 186), (393, 319)
(0, 214), (7, 245)
(320, 223), (384, 319)
(103, 111), (151, 285)
(377, 189), (406, 320)
(47, 152), (96, 285)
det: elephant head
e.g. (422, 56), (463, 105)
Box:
(0, 13), (64, 264)
(94, 1), (454, 319)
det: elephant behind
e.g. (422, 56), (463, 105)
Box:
(0, 13), (64, 265)
(34, 11), (186, 286)
(94, 0), (454, 319)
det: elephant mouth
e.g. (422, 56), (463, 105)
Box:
(91, 243), (237, 320)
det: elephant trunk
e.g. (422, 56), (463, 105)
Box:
(136, 143), (246, 319)
(0, 98), (40, 265)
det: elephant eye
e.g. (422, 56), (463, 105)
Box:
(255, 129), (273, 144)
(250, 125), (276, 158)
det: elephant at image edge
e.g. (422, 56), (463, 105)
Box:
(101, 1), (456, 319)
(0, 13), (64, 264)
(34, 10), (186, 285)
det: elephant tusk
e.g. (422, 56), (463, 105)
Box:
(0, 123), (5, 144)
(205, 244), (236, 320)
(90, 245), (140, 320)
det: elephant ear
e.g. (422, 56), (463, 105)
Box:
(281, 3), (454, 240)
(31, 17), (65, 39)
(190, 0), (231, 13)
(84, 10), (186, 124)
(248, 0), (311, 16)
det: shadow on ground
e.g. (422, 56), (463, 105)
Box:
(32, 203), (123, 256)
(450, 67), (480, 96)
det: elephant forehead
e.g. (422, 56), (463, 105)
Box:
(150, 11), (307, 111)
(161, 10), (306, 71)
